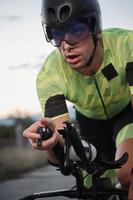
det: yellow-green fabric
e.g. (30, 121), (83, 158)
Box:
(116, 123), (133, 146)
(36, 28), (133, 119)
(36, 28), (133, 188)
(130, 86), (133, 95)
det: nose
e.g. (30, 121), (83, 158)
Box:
(60, 33), (77, 50)
(60, 33), (71, 46)
(61, 39), (74, 51)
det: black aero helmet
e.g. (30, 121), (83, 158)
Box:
(41, 0), (102, 34)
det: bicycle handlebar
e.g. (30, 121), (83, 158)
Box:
(69, 140), (97, 162)
(37, 121), (128, 175)
(62, 121), (98, 174)
(19, 121), (128, 200)
(61, 121), (128, 175)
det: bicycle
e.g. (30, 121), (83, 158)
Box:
(18, 121), (128, 200)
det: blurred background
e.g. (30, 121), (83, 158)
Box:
(0, 0), (132, 181)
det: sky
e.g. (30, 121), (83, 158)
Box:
(0, 0), (133, 118)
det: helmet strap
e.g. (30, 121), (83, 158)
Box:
(86, 35), (98, 67)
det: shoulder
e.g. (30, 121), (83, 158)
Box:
(103, 27), (133, 36)
(36, 49), (65, 82)
(41, 49), (61, 72)
(102, 28), (133, 43)
(102, 28), (133, 58)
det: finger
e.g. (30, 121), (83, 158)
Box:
(43, 131), (59, 149)
(23, 130), (41, 140)
(27, 120), (45, 132)
(33, 131), (59, 150)
(23, 119), (46, 139)
(29, 138), (38, 145)
(41, 118), (55, 130)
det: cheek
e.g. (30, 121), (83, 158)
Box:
(81, 45), (91, 58)
(81, 40), (93, 56)
(58, 47), (65, 58)
(83, 39), (92, 50)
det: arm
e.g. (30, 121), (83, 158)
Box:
(44, 114), (70, 164)
(42, 94), (70, 164)
(125, 31), (133, 109)
(26, 51), (70, 164)
(23, 114), (70, 165)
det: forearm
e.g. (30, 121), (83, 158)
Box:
(44, 114), (68, 164)
(45, 133), (65, 165)
(45, 149), (59, 165)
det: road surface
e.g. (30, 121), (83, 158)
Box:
(0, 165), (75, 200)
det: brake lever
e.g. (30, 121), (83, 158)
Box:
(101, 152), (128, 169)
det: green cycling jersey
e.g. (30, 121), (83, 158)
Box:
(36, 28), (133, 120)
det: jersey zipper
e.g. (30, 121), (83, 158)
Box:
(93, 76), (109, 119)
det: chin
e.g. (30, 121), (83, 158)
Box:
(69, 63), (84, 70)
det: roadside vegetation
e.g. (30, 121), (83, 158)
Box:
(0, 146), (47, 181)
(0, 115), (47, 181)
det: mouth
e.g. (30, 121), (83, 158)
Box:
(66, 54), (80, 65)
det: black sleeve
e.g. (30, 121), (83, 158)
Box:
(126, 62), (133, 86)
(45, 94), (68, 118)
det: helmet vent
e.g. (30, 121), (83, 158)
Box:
(47, 8), (57, 23)
(59, 4), (71, 22)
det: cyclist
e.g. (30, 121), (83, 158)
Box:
(23, 0), (133, 199)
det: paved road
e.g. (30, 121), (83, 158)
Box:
(0, 165), (75, 200)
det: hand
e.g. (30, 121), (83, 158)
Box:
(23, 118), (60, 150)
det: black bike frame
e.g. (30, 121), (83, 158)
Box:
(18, 121), (128, 200)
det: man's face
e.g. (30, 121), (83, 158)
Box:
(59, 32), (94, 71)
(49, 21), (95, 71)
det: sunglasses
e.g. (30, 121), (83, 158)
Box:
(45, 21), (90, 47)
